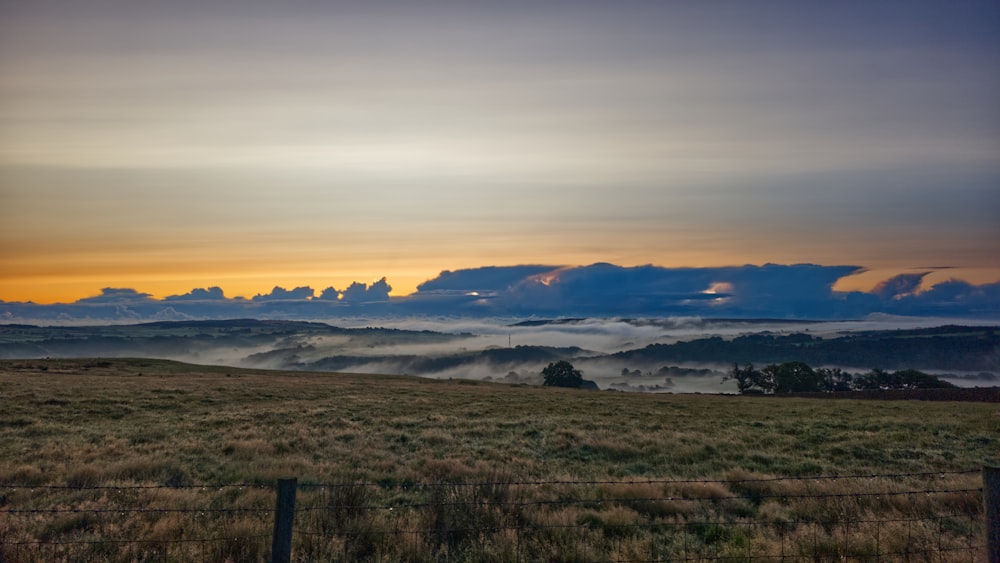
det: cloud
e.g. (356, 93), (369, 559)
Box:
(367, 277), (392, 301)
(150, 307), (193, 321)
(470, 263), (864, 318)
(0, 264), (996, 324)
(164, 287), (227, 301)
(113, 304), (142, 320)
(76, 288), (154, 304)
(341, 277), (392, 304)
(871, 273), (929, 300)
(884, 279), (1000, 317)
(317, 287), (341, 301)
(417, 266), (560, 293)
(315, 278), (393, 303)
(252, 286), (315, 301)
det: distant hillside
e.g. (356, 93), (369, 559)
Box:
(612, 325), (999, 371)
(270, 345), (594, 375)
(0, 320), (468, 360)
(1, 320), (996, 380)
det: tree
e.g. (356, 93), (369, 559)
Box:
(855, 368), (955, 390)
(725, 362), (823, 394)
(726, 361), (956, 395)
(542, 361), (584, 388)
(763, 361), (822, 393)
(725, 363), (760, 394)
(853, 368), (889, 390)
(723, 363), (776, 394)
(816, 367), (853, 392)
(892, 369), (956, 390)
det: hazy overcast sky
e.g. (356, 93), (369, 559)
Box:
(2, 0), (998, 302)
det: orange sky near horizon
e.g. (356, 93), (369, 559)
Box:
(4, 268), (1000, 305)
(3, 232), (999, 304)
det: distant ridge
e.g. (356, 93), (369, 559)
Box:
(612, 325), (1000, 372)
(137, 319), (338, 330)
(1, 321), (996, 379)
(509, 317), (825, 327)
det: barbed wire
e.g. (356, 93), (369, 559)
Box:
(2, 473), (981, 517)
(0, 482), (274, 491)
(293, 487), (982, 513)
(3, 471), (984, 562)
(1, 506), (275, 516)
(292, 512), (977, 538)
(0, 469), (979, 492)
(293, 469), (981, 490)
(0, 534), (271, 547)
(4, 492), (978, 518)
(597, 546), (983, 563)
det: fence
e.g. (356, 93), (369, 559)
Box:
(1, 468), (996, 562)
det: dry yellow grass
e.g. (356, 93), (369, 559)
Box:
(0, 358), (996, 561)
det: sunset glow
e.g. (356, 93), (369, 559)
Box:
(2, 1), (998, 309)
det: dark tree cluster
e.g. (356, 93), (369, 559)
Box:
(542, 360), (584, 388)
(724, 361), (956, 395)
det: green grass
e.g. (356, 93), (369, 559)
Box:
(0, 358), (996, 561)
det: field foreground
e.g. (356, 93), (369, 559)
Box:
(1, 358), (998, 561)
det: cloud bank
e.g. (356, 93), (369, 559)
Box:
(1, 263), (998, 324)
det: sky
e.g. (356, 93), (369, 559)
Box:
(2, 0), (999, 306)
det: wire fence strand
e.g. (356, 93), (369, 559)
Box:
(0, 469), (988, 562)
(291, 469), (981, 490)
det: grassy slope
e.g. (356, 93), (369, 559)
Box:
(1, 358), (997, 561)
(2, 358), (997, 483)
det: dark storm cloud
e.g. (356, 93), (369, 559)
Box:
(886, 279), (1000, 317)
(397, 264), (998, 320)
(416, 266), (559, 293)
(474, 263), (864, 318)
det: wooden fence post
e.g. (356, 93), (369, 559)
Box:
(270, 478), (297, 563)
(986, 466), (999, 563)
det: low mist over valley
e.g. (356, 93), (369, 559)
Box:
(2, 318), (996, 393)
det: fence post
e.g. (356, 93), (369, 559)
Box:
(986, 466), (999, 563)
(270, 478), (297, 563)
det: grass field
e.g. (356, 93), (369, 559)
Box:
(1, 358), (997, 561)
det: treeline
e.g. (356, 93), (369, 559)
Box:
(724, 361), (956, 395)
(614, 326), (999, 372)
